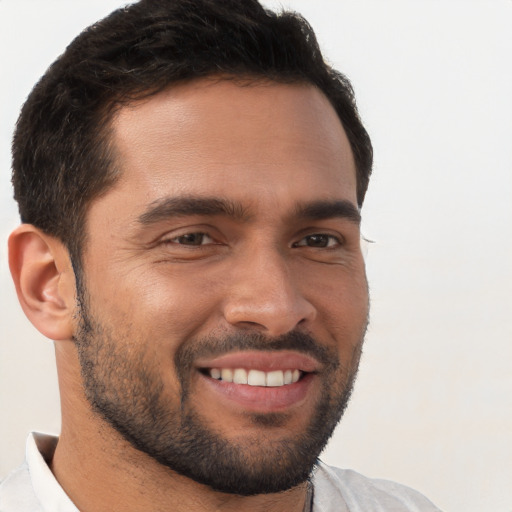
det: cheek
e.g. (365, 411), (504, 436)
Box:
(309, 268), (369, 351)
(116, 265), (226, 342)
(306, 260), (368, 318)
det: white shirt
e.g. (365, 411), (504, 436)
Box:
(0, 433), (442, 511)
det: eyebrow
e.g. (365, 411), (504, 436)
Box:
(294, 200), (361, 224)
(138, 196), (251, 225)
(137, 196), (361, 226)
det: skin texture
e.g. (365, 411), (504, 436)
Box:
(9, 80), (369, 512)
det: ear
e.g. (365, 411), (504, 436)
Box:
(8, 225), (76, 341)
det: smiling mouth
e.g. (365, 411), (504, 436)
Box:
(202, 368), (304, 387)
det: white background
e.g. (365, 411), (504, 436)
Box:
(1, 1), (511, 511)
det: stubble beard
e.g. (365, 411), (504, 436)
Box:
(74, 283), (366, 496)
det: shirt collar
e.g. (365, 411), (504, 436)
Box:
(26, 433), (78, 512)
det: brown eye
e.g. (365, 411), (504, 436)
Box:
(306, 234), (329, 247)
(171, 233), (213, 245)
(294, 234), (341, 248)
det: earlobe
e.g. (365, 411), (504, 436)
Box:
(8, 225), (76, 341)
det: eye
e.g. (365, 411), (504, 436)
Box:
(167, 232), (215, 246)
(293, 234), (342, 248)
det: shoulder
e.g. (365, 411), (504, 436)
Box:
(0, 461), (43, 512)
(312, 461), (442, 512)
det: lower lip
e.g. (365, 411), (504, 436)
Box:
(198, 372), (315, 413)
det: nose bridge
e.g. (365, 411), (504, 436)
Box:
(222, 244), (316, 336)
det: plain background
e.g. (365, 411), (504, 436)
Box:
(1, 1), (511, 511)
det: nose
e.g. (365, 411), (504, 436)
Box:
(222, 249), (317, 336)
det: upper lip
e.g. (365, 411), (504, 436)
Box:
(195, 350), (321, 373)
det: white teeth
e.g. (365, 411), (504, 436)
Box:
(266, 370), (284, 387)
(248, 369), (266, 386)
(233, 368), (248, 384)
(208, 368), (302, 387)
(221, 368), (233, 382)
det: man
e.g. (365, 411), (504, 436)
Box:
(1, 0), (441, 510)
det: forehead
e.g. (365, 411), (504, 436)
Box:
(103, 79), (357, 217)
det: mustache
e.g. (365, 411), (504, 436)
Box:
(174, 330), (338, 378)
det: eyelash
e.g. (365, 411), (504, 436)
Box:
(165, 232), (215, 246)
(163, 231), (343, 249)
(292, 233), (343, 249)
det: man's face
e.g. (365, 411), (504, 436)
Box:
(75, 80), (369, 495)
